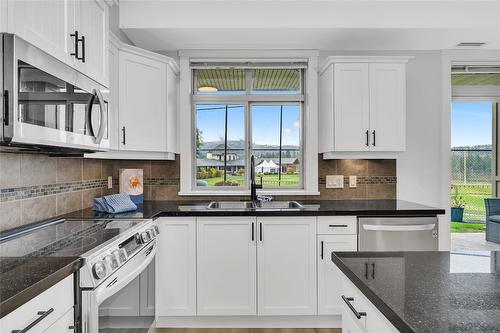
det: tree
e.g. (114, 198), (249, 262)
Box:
(195, 128), (203, 150)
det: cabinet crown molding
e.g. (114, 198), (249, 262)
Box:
(320, 56), (413, 74)
(110, 32), (180, 74)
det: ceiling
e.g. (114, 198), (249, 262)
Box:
(119, 0), (500, 51)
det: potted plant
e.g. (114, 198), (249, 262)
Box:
(451, 186), (466, 222)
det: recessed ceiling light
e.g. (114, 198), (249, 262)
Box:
(198, 86), (218, 92)
(457, 42), (486, 47)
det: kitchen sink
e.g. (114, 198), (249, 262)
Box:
(207, 201), (256, 209)
(255, 201), (304, 210)
(206, 201), (304, 210)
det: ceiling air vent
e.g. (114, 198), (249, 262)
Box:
(456, 42), (486, 47)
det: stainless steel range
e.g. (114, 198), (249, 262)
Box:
(78, 219), (158, 333)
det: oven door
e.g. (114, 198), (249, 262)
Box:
(2, 34), (109, 152)
(81, 240), (156, 333)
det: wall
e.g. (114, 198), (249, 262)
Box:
(0, 152), (395, 232)
(109, 3), (133, 44)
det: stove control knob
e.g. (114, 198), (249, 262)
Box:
(154, 226), (160, 235)
(147, 228), (155, 238)
(92, 261), (107, 280)
(141, 231), (150, 243)
(118, 248), (128, 263)
(105, 254), (119, 270)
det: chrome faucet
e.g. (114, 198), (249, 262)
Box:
(250, 155), (263, 203)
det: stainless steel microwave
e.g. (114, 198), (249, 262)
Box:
(0, 34), (109, 154)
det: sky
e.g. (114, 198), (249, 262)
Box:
(196, 104), (300, 147)
(451, 102), (492, 147)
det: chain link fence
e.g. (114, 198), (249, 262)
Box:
(451, 148), (492, 222)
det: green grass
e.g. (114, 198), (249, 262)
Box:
(451, 183), (492, 222)
(200, 173), (301, 187)
(451, 222), (486, 233)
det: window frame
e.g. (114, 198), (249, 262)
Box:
(179, 50), (319, 196)
(192, 68), (304, 191)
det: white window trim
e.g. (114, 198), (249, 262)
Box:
(178, 50), (319, 196)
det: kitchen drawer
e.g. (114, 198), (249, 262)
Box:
(318, 216), (357, 235)
(43, 307), (74, 332)
(341, 275), (398, 333)
(0, 275), (74, 333)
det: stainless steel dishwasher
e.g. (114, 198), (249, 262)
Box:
(358, 217), (439, 251)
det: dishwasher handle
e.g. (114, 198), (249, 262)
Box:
(362, 224), (436, 232)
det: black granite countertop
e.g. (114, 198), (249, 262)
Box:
(0, 256), (82, 318)
(332, 251), (500, 333)
(62, 199), (445, 220)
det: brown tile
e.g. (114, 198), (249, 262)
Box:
(0, 200), (22, 232)
(21, 195), (56, 224)
(0, 153), (21, 188)
(83, 159), (102, 180)
(151, 185), (178, 200)
(101, 160), (114, 178)
(335, 184), (367, 200)
(367, 159), (396, 176)
(20, 154), (57, 186)
(82, 188), (103, 208)
(313, 330), (341, 333)
(337, 159), (368, 176)
(57, 191), (82, 215)
(366, 184), (396, 199)
(57, 157), (82, 183)
(151, 159), (178, 178)
(318, 186), (338, 200)
(103, 186), (118, 196)
(318, 156), (336, 177)
(144, 185), (152, 200)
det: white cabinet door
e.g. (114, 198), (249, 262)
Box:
(99, 276), (140, 316)
(74, 0), (109, 86)
(119, 49), (167, 152)
(42, 308), (74, 333)
(139, 261), (155, 316)
(342, 306), (365, 333)
(156, 217), (196, 316)
(369, 63), (406, 151)
(257, 217), (317, 315)
(318, 235), (357, 315)
(106, 38), (120, 150)
(197, 217), (257, 315)
(8, 0), (75, 66)
(333, 63), (370, 151)
(166, 65), (178, 154)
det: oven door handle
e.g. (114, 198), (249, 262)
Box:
(94, 240), (156, 305)
(362, 224), (436, 232)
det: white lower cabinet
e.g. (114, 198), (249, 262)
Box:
(340, 273), (399, 333)
(156, 217), (197, 316)
(197, 217), (257, 315)
(257, 217), (317, 315)
(0, 275), (74, 333)
(318, 234), (357, 315)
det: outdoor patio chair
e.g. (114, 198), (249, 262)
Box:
(484, 198), (500, 244)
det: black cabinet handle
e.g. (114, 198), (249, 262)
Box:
(251, 222), (254, 241)
(329, 224), (348, 228)
(372, 130), (376, 146)
(3, 90), (9, 126)
(365, 262), (369, 279)
(259, 223), (262, 242)
(341, 296), (366, 319)
(372, 263), (375, 279)
(122, 126), (126, 145)
(320, 241), (324, 260)
(80, 35), (86, 63)
(11, 308), (54, 333)
(70, 31), (79, 59)
(365, 130), (369, 146)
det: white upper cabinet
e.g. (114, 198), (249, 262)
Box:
(5, 0), (109, 86)
(73, 0), (109, 86)
(319, 57), (411, 154)
(7, 0), (75, 65)
(197, 217), (257, 316)
(257, 217), (317, 315)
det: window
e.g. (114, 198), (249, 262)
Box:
(193, 65), (304, 190)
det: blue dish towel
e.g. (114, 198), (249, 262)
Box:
(93, 194), (137, 213)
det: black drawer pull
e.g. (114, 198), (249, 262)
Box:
(320, 241), (324, 260)
(12, 308), (54, 333)
(329, 224), (348, 228)
(251, 222), (254, 241)
(342, 295), (366, 319)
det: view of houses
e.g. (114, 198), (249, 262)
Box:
(196, 140), (301, 187)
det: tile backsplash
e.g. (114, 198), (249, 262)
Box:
(0, 153), (395, 232)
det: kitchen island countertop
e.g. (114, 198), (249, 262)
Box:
(332, 251), (500, 333)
